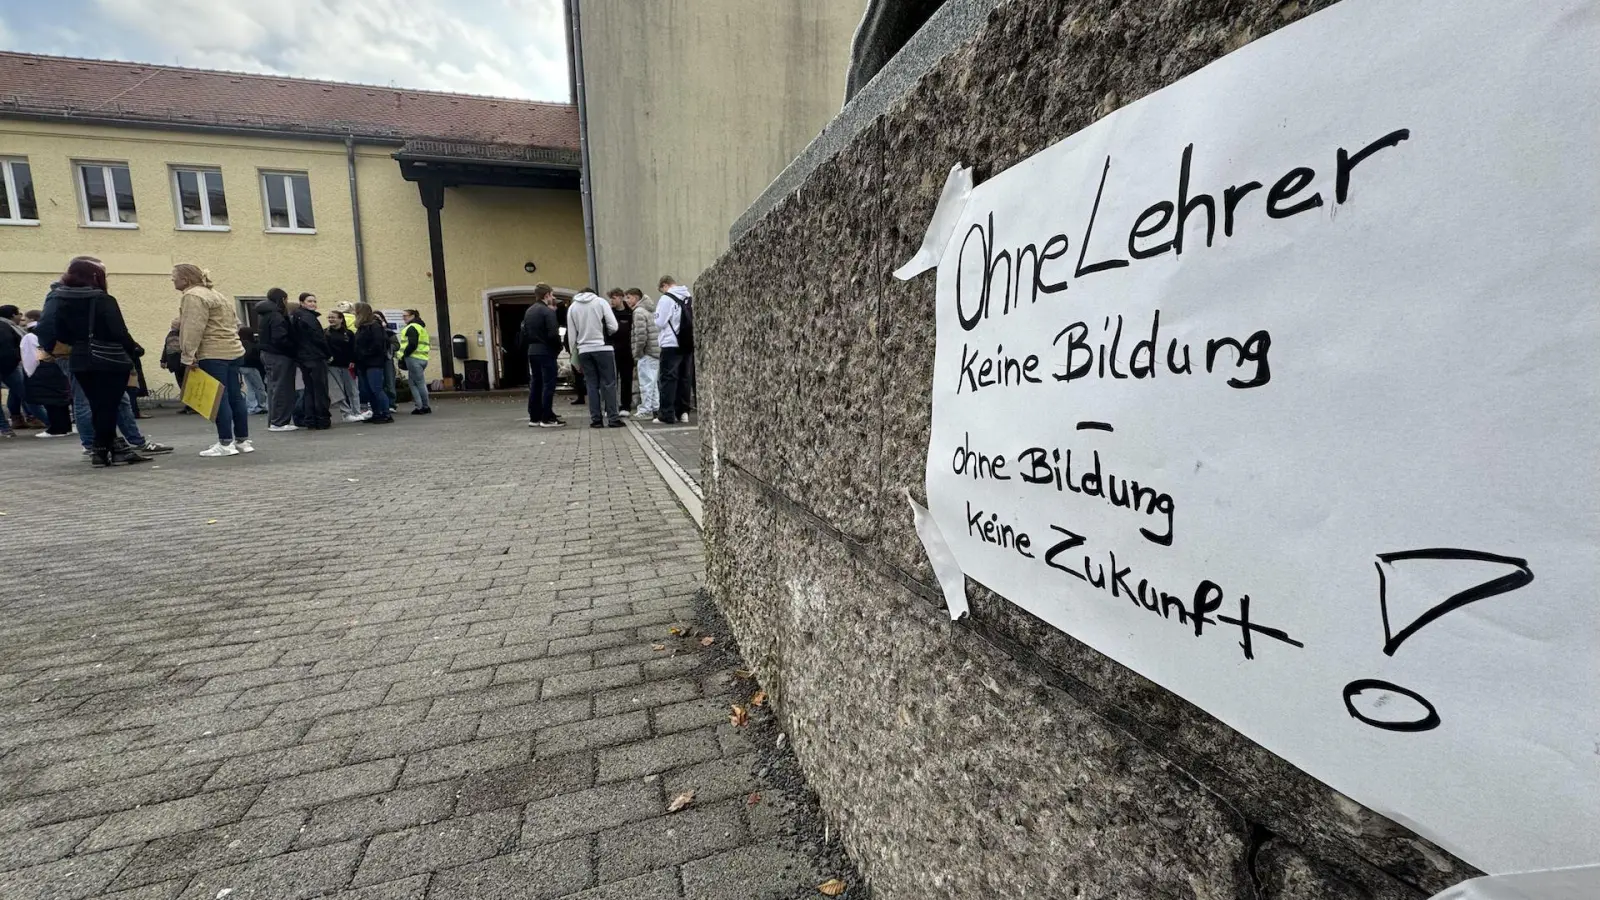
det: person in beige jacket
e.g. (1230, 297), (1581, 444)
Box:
(174, 263), (253, 458)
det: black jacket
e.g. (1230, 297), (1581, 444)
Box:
(25, 356), (71, 406)
(290, 306), (329, 364)
(326, 327), (356, 368)
(255, 300), (296, 356)
(354, 321), (390, 369)
(608, 304), (634, 362)
(519, 303), (561, 357)
(239, 329), (264, 371)
(0, 323), (21, 373)
(50, 287), (137, 373)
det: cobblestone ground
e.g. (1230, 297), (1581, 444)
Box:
(0, 399), (848, 900)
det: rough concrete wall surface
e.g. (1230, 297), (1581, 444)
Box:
(697, 0), (1488, 897)
(579, 0), (867, 294)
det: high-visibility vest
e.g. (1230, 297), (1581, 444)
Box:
(400, 322), (431, 362)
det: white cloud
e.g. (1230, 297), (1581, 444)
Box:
(76, 0), (569, 101)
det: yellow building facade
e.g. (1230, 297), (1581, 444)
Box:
(0, 54), (587, 393)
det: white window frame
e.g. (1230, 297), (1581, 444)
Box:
(0, 157), (39, 226)
(260, 171), (315, 234)
(74, 161), (138, 229)
(171, 166), (230, 231)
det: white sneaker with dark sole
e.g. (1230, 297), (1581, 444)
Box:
(200, 442), (240, 457)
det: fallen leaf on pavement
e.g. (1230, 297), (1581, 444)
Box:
(729, 704), (749, 727)
(733, 669), (754, 680)
(346, 478), (359, 482)
(668, 790), (695, 813)
(651, 643), (667, 651)
(205, 519), (218, 525)
(746, 792), (761, 805)
(700, 636), (715, 647)
(668, 627), (684, 636)
(751, 690), (767, 708)
(818, 878), (847, 896)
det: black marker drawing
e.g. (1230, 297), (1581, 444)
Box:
(1077, 421), (1115, 432)
(1344, 548), (1534, 732)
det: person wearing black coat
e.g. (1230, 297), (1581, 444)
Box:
(519, 284), (563, 426)
(290, 293), (331, 429)
(255, 289), (297, 428)
(324, 311), (361, 422)
(238, 326), (269, 414)
(352, 302), (393, 423)
(606, 289), (635, 415)
(47, 259), (146, 466)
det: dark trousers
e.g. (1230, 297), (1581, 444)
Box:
(361, 368), (391, 418)
(298, 361), (331, 427)
(77, 369), (129, 453)
(578, 351), (620, 425)
(528, 355), (558, 423)
(44, 404), (73, 434)
(261, 350), (297, 427)
(681, 350), (696, 412)
(196, 357), (249, 443)
(657, 347), (685, 423)
(615, 350), (634, 412)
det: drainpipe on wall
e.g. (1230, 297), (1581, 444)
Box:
(569, 0), (601, 291)
(346, 135), (369, 305)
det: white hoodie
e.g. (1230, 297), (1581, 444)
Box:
(654, 285), (690, 349)
(565, 291), (618, 355)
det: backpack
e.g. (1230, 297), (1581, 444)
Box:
(673, 293), (696, 353)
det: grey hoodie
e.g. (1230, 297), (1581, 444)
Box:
(565, 291), (618, 356)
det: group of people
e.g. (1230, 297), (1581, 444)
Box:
(517, 276), (696, 428)
(0, 255), (438, 466)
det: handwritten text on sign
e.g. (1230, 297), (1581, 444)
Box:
(921, 0), (1599, 875)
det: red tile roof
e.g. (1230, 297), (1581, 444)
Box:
(0, 52), (579, 152)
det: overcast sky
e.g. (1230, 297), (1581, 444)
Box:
(0, 0), (570, 101)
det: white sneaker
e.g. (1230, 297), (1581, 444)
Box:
(619, 410), (630, 418)
(268, 424), (299, 432)
(35, 431), (68, 439)
(360, 410), (374, 420)
(199, 442), (240, 457)
(236, 440), (255, 453)
(343, 415), (365, 423)
(679, 414), (690, 424)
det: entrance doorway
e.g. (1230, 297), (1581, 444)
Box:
(492, 296), (534, 389)
(483, 287), (576, 389)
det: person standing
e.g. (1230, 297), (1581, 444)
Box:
(374, 311), (399, 406)
(173, 264), (252, 457)
(654, 276), (694, 425)
(398, 309), (432, 415)
(628, 288), (661, 420)
(607, 288), (635, 416)
(0, 305), (29, 437)
(256, 288), (298, 430)
(20, 323), (72, 437)
(238, 326), (268, 414)
(291, 293), (332, 429)
(565, 289), (621, 428)
(353, 303), (394, 424)
(324, 310), (362, 423)
(49, 258), (146, 467)
(520, 283), (563, 427)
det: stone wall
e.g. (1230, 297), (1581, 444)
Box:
(695, 0), (1483, 896)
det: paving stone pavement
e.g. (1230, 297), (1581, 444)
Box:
(0, 399), (855, 900)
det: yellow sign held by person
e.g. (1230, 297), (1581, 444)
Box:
(180, 367), (223, 421)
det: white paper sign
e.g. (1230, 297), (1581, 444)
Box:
(921, 0), (1599, 875)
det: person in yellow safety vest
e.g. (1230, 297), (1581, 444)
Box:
(398, 309), (433, 415)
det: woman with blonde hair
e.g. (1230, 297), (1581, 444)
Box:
(173, 264), (252, 457)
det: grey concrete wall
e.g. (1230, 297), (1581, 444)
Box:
(579, 0), (868, 294)
(696, 0), (1487, 897)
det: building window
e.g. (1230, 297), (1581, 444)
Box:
(0, 158), (38, 224)
(172, 167), (229, 229)
(76, 162), (138, 227)
(261, 171), (314, 232)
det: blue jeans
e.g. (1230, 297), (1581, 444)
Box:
(361, 368), (390, 418)
(241, 367), (268, 413)
(196, 357), (249, 443)
(67, 361), (143, 449)
(4, 364), (45, 424)
(404, 357), (430, 409)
